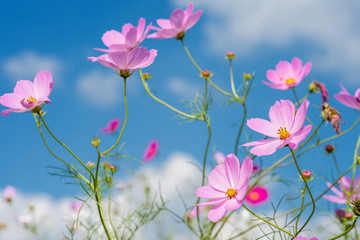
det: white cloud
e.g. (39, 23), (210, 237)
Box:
(167, 76), (203, 98)
(173, 0), (360, 84)
(2, 51), (63, 81)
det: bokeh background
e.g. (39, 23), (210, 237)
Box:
(1, 0), (360, 238)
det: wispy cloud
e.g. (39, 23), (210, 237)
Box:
(2, 51), (63, 81)
(173, 0), (360, 84)
(167, 76), (202, 99)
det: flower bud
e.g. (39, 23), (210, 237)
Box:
(201, 70), (211, 78)
(335, 209), (345, 219)
(300, 170), (313, 181)
(344, 212), (354, 219)
(243, 73), (253, 80)
(91, 135), (100, 147)
(325, 144), (335, 154)
(308, 82), (317, 93)
(119, 69), (132, 78)
(142, 73), (152, 80)
(109, 164), (117, 173)
(226, 52), (235, 60)
(87, 161), (94, 169)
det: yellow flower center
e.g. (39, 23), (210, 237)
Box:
(249, 192), (260, 201)
(27, 96), (37, 104)
(285, 78), (295, 85)
(277, 127), (290, 140)
(225, 188), (237, 199)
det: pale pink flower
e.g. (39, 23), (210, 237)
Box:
(94, 18), (152, 52)
(245, 186), (269, 206)
(0, 71), (54, 116)
(88, 46), (157, 73)
(143, 140), (159, 162)
(294, 236), (318, 240)
(195, 154), (253, 222)
(213, 151), (225, 164)
(3, 185), (16, 202)
(323, 176), (360, 204)
(263, 57), (312, 90)
(241, 99), (312, 156)
(147, 2), (202, 40)
(70, 200), (83, 213)
(101, 118), (120, 134)
(334, 85), (360, 110)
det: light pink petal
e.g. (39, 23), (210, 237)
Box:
(225, 198), (242, 211)
(291, 99), (309, 133)
(1, 108), (24, 116)
(156, 19), (172, 29)
(0, 93), (24, 109)
(269, 100), (295, 130)
(288, 125), (312, 149)
(262, 80), (289, 90)
(335, 91), (359, 109)
(33, 71), (53, 99)
(266, 70), (281, 84)
(125, 27), (138, 48)
(127, 47), (150, 69)
(196, 198), (227, 207)
(322, 195), (347, 204)
(326, 182), (345, 198)
(170, 9), (185, 30)
(214, 151), (225, 164)
(247, 139), (285, 156)
(185, 2), (194, 17)
(136, 18), (146, 37)
(339, 176), (351, 191)
(299, 61), (312, 79)
(224, 154), (240, 189)
(246, 118), (278, 138)
(291, 57), (302, 76)
(207, 201), (227, 222)
(135, 49), (157, 69)
(121, 23), (134, 36)
(237, 157), (253, 190)
(208, 164), (230, 192)
(195, 185), (225, 199)
(355, 88), (360, 99)
(108, 51), (129, 70)
(102, 30), (125, 47)
(184, 10), (202, 31)
(13, 80), (34, 97)
(236, 182), (248, 201)
(276, 61), (293, 78)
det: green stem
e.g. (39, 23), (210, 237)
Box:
(347, 134), (360, 210)
(181, 39), (202, 73)
(102, 77), (128, 155)
(203, 78), (208, 114)
(94, 149), (112, 240)
(289, 148), (316, 236)
(241, 204), (295, 238)
(295, 186), (306, 233)
(331, 153), (341, 176)
(33, 113), (92, 188)
(139, 70), (197, 120)
(207, 77), (240, 101)
(37, 113), (93, 177)
(234, 103), (247, 156)
(229, 59), (240, 99)
(108, 184), (119, 240)
(329, 217), (358, 240)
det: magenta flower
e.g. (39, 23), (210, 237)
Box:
(0, 71), (54, 116)
(323, 176), (360, 204)
(263, 57), (312, 90)
(293, 237), (318, 240)
(147, 2), (202, 40)
(101, 118), (120, 134)
(94, 18), (151, 53)
(3, 185), (16, 202)
(245, 186), (269, 206)
(143, 140), (159, 162)
(88, 46), (157, 74)
(334, 85), (360, 110)
(241, 99), (312, 156)
(195, 154), (253, 222)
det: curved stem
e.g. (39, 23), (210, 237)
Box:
(203, 78), (208, 114)
(329, 217), (358, 240)
(241, 204), (295, 238)
(102, 78), (128, 155)
(207, 77), (240, 101)
(347, 134), (360, 210)
(235, 103), (247, 156)
(229, 59), (240, 99)
(181, 39), (202, 73)
(108, 184), (119, 240)
(295, 186), (306, 233)
(37, 113), (93, 178)
(331, 153), (341, 176)
(33, 114), (92, 188)
(140, 70), (197, 119)
(289, 148), (315, 236)
(94, 149), (112, 240)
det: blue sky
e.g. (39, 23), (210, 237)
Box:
(1, 0), (360, 223)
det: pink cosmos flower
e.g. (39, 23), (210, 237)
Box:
(245, 186), (269, 206)
(101, 118), (120, 134)
(323, 176), (360, 204)
(94, 18), (152, 53)
(263, 57), (312, 90)
(143, 140), (159, 162)
(70, 200), (83, 213)
(334, 85), (360, 110)
(293, 236), (318, 240)
(3, 185), (16, 202)
(0, 71), (54, 116)
(214, 151), (225, 164)
(88, 46), (157, 73)
(195, 154), (253, 222)
(241, 99), (312, 156)
(147, 2), (202, 40)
